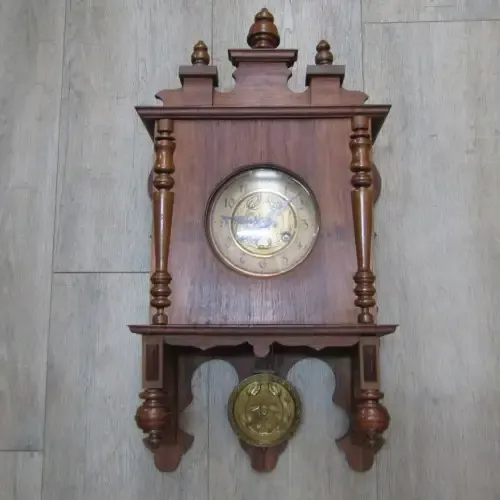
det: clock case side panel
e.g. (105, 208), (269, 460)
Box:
(166, 118), (357, 326)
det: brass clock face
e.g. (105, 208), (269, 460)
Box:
(206, 166), (320, 277)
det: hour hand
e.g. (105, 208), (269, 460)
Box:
(221, 215), (272, 227)
(220, 215), (258, 225)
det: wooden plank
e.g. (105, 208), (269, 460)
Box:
(212, 0), (363, 93)
(287, 360), (377, 500)
(364, 21), (500, 499)
(0, 0), (65, 450)
(53, 0), (212, 272)
(42, 273), (209, 500)
(53, 0), (145, 272)
(363, 0), (500, 22)
(0, 452), (43, 500)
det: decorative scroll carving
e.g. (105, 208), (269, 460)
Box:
(350, 115), (376, 324)
(128, 324), (397, 359)
(151, 119), (175, 325)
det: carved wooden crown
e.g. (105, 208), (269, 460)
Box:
(137, 8), (389, 143)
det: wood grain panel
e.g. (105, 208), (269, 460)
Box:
(53, 0), (145, 272)
(0, 0), (65, 450)
(43, 274), (209, 500)
(363, 0), (500, 22)
(167, 119), (357, 325)
(54, 0), (212, 272)
(364, 22), (500, 500)
(0, 452), (43, 500)
(212, 0), (363, 92)
(287, 360), (376, 500)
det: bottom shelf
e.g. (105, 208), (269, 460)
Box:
(131, 324), (397, 474)
(128, 323), (397, 357)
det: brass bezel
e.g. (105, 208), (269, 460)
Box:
(204, 164), (320, 278)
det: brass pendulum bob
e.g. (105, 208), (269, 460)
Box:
(227, 346), (302, 447)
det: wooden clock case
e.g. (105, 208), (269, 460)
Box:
(130, 9), (397, 474)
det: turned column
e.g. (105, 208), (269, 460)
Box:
(350, 115), (376, 324)
(348, 117), (389, 463)
(150, 118), (175, 325)
(136, 118), (176, 449)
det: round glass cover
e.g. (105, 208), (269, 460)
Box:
(206, 166), (320, 277)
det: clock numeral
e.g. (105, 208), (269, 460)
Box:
(301, 218), (309, 229)
(258, 260), (267, 269)
(239, 254), (246, 265)
(239, 183), (248, 194)
(297, 241), (304, 250)
(281, 256), (289, 266)
(225, 197), (236, 209)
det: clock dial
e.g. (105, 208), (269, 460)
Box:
(206, 166), (320, 277)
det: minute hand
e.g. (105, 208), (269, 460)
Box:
(257, 195), (299, 229)
(269, 194), (299, 218)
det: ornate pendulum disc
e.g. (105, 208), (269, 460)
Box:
(227, 373), (302, 447)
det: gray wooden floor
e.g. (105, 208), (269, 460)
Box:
(1, 1), (500, 499)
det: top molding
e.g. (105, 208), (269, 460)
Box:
(136, 8), (390, 140)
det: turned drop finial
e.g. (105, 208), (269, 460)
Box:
(191, 40), (210, 65)
(247, 8), (280, 49)
(315, 40), (334, 65)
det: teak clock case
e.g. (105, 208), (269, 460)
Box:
(130, 9), (397, 474)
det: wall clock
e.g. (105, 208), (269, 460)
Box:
(130, 8), (397, 474)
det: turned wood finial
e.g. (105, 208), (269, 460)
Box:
(136, 389), (170, 449)
(247, 8), (280, 49)
(191, 40), (210, 65)
(315, 40), (334, 65)
(353, 390), (390, 450)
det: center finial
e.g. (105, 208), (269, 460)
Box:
(247, 8), (280, 49)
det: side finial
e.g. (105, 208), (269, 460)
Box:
(191, 41), (210, 65)
(247, 8), (280, 49)
(315, 40), (334, 65)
